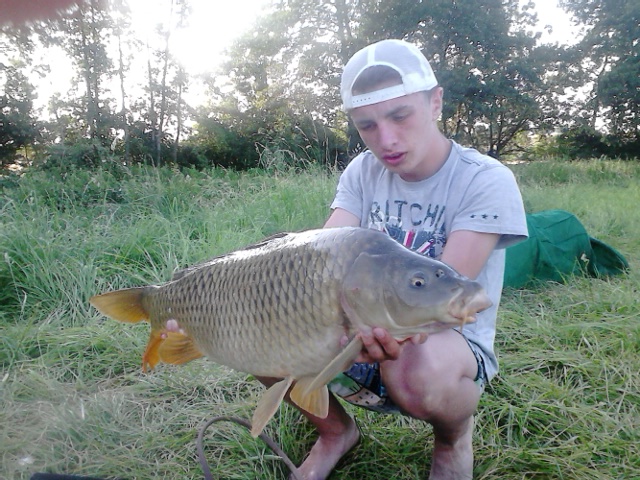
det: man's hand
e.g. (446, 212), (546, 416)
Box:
(344, 328), (428, 364)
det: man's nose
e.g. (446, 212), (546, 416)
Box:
(378, 123), (398, 149)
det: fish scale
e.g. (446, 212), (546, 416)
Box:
(90, 227), (492, 436)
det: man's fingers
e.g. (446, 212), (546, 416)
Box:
(374, 328), (402, 360)
(410, 333), (428, 345)
(360, 330), (386, 362)
(358, 328), (402, 362)
(346, 328), (425, 363)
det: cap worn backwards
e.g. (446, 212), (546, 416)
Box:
(341, 39), (438, 111)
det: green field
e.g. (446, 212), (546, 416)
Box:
(1, 159), (639, 479)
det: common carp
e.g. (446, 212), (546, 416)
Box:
(90, 227), (491, 436)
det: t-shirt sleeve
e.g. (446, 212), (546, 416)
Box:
(450, 164), (528, 249)
(329, 154), (366, 222)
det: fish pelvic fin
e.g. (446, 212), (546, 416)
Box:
(302, 336), (364, 396)
(90, 287), (149, 323)
(290, 377), (329, 420)
(251, 377), (294, 437)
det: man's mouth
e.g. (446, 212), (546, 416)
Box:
(383, 152), (406, 166)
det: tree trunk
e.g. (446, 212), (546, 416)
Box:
(156, 0), (174, 167)
(117, 31), (130, 162)
(146, 42), (158, 166)
(173, 68), (183, 164)
(78, 12), (97, 139)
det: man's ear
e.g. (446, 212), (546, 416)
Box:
(430, 86), (444, 119)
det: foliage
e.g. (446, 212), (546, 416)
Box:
(186, 115), (261, 170)
(187, 106), (347, 170)
(0, 0), (639, 167)
(359, 0), (553, 157)
(0, 63), (40, 165)
(559, 0), (640, 151)
(1, 159), (639, 478)
(218, 0), (562, 158)
(532, 126), (640, 160)
(0, 0), (194, 166)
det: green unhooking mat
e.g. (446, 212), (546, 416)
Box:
(504, 209), (629, 289)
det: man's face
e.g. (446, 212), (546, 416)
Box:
(349, 88), (444, 182)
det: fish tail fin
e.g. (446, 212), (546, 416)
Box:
(251, 377), (294, 437)
(289, 377), (329, 420)
(90, 287), (149, 323)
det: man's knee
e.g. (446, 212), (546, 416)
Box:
(380, 332), (481, 421)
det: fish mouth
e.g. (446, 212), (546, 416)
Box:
(448, 287), (492, 325)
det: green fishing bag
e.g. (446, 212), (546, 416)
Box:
(503, 209), (629, 289)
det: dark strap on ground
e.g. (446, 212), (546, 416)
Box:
(197, 415), (304, 480)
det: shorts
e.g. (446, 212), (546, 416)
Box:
(327, 332), (487, 414)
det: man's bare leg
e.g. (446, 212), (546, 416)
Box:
(256, 377), (360, 480)
(379, 329), (481, 480)
(291, 393), (360, 480)
(429, 416), (474, 480)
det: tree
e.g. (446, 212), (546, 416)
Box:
(213, 0), (557, 159)
(212, 3), (351, 167)
(560, 0), (640, 145)
(598, 54), (640, 143)
(51, 0), (116, 143)
(354, 0), (554, 157)
(141, 0), (192, 166)
(112, 4), (136, 162)
(0, 62), (39, 165)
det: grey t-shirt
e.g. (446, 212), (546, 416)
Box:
(330, 141), (528, 379)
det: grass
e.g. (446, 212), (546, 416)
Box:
(1, 158), (639, 479)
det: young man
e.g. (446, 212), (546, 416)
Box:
(292, 39), (528, 479)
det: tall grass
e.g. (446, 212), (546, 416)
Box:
(1, 158), (638, 479)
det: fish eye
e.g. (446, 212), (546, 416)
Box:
(411, 275), (427, 288)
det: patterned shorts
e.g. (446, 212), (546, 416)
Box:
(327, 333), (487, 414)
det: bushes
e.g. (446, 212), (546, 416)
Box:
(534, 126), (640, 160)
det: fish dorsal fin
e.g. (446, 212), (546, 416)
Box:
(301, 337), (364, 397)
(251, 377), (294, 437)
(90, 287), (149, 323)
(289, 377), (329, 419)
(158, 331), (204, 366)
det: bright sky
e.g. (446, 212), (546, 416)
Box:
(129, 0), (271, 75)
(532, 0), (581, 45)
(158, 0), (580, 74)
(20, 0), (580, 117)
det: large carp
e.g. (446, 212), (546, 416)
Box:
(90, 227), (491, 436)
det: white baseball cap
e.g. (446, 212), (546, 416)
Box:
(341, 39), (438, 110)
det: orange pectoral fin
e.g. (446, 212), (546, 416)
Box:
(142, 329), (204, 372)
(157, 331), (204, 366)
(142, 329), (165, 372)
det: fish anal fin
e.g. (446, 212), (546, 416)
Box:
(251, 377), (294, 437)
(290, 377), (329, 419)
(90, 287), (149, 323)
(158, 331), (204, 366)
(302, 337), (364, 396)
